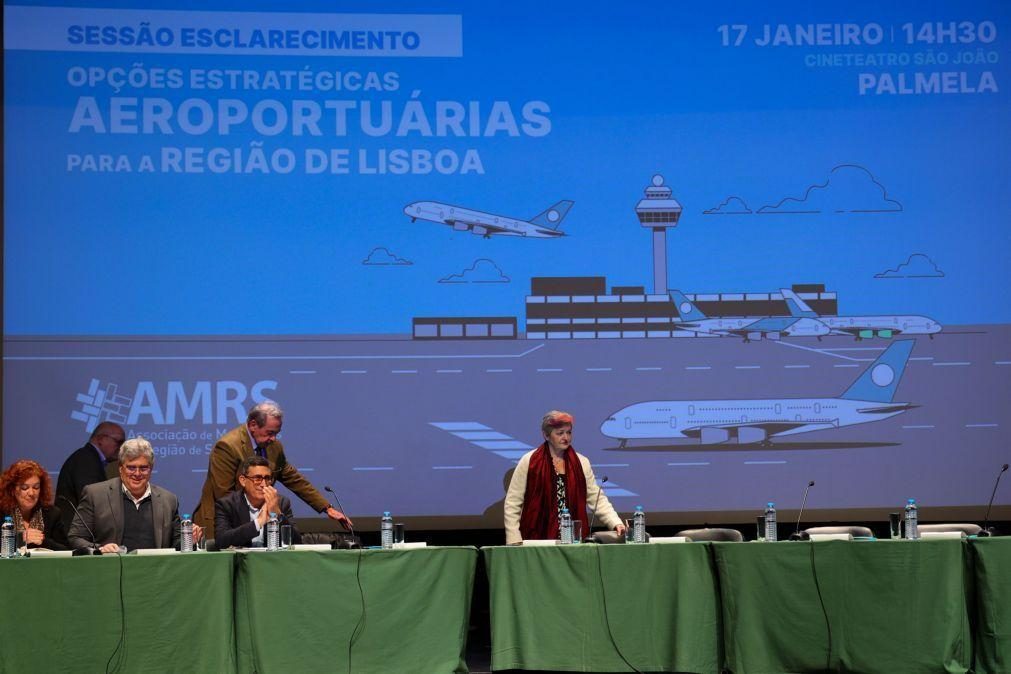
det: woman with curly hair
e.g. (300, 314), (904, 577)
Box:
(0, 459), (68, 550)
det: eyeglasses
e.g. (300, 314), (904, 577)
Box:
(122, 465), (152, 474)
(243, 474), (273, 484)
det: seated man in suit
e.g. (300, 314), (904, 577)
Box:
(214, 455), (301, 549)
(68, 437), (202, 553)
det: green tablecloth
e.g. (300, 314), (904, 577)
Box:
(970, 537), (1011, 673)
(235, 547), (478, 674)
(713, 539), (972, 674)
(483, 543), (721, 673)
(0, 552), (236, 673)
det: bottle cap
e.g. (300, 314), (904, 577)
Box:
(182, 513), (191, 519)
(635, 505), (643, 511)
(767, 502), (775, 508)
(3, 516), (11, 522)
(907, 498), (915, 505)
(383, 511), (391, 517)
(270, 512), (278, 517)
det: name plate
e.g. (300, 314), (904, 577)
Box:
(809, 533), (853, 542)
(920, 531), (964, 540)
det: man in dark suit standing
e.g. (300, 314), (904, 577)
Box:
(55, 422), (125, 529)
(193, 401), (351, 538)
(68, 437), (201, 552)
(215, 455), (301, 549)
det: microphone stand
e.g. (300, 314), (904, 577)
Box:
(59, 495), (102, 555)
(324, 485), (358, 549)
(981, 463), (1009, 537)
(583, 476), (608, 543)
(789, 480), (815, 541)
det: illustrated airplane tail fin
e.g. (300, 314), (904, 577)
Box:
(670, 289), (707, 321)
(780, 288), (819, 318)
(530, 200), (574, 229)
(840, 339), (915, 402)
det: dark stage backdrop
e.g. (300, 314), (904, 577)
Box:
(4, 1), (1010, 528)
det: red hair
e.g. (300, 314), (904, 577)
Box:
(0, 460), (53, 514)
(541, 410), (574, 436)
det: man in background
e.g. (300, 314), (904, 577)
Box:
(55, 421), (124, 529)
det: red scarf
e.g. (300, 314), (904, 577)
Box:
(519, 442), (588, 540)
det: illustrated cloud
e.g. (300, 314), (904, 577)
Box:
(703, 196), (753, 215)
(758, 164), (903, 214)
(874, 253), (945, 279)
(439, 258), (510, 284)
(362, 246), (412, 266)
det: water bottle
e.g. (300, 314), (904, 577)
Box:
(559, 508), (573, 544)
(381, 511), (394, 549)
(265, 512), (280, 551)
(633, 505), (646, 544)
(904, 499), (918, 540)
(180, 513), (194, 552)
(765, 502), (778, 542)
(1, 517), (16, 559)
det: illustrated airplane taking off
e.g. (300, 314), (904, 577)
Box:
(670, 290), (829, 341)
(600, 339), (916, 447)
(780, 288), (941, 340)
(403, 200), (573, 238)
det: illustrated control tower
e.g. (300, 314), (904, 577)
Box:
(635, 174), (682, 295)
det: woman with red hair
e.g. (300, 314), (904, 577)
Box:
(0, 459), (68, 550)
(504, 410), (626, 544)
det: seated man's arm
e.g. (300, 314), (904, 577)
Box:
(214, 497), (261, 549)
(67, 486), (101, 550)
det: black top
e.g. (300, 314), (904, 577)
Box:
(0, 505), (69, 551)
(55, 444), (109, 530)
(554, 472), (568, 519)
(120, 492), (156, 551)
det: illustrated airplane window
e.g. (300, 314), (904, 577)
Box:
(624, 417), (631, 430)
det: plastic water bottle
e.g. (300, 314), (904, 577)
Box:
(559, 508), (573, 544)
(381, 511), (394, 549)
(765, 502), (778, 542)
(904, 499), (919, 540)
(1, 517), (15, 559)
(633, 505), (646, 544)
(265, 512), (280, 551)
(180, 513), (194, 552)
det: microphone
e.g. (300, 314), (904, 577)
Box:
(58, 495), (102, 555)
(789, 480), (816, 541)
(981, 463), (1009, 537)
(583, 476), (608, 542)
(324, 485), (357, 548)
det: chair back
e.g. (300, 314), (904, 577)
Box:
(675, 527), (743, 542)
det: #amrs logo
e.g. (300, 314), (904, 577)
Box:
(71, 378), (278, 430)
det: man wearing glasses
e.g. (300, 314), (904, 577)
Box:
(214, 455), (300, 549)
(193, 400), (351, 538)
(68, 437), (201, 552)
(55, 421), (126, 530)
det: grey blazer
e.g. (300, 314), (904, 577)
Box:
(67, 477), (181, 550)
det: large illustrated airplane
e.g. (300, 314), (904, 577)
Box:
(600, 339), (916, 447)
(670, 290), (829, 341)
(403, 200), (573, 238)
(780, 288), (941, 340)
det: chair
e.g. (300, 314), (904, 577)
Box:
(803, 525), (874, 538)
(676, 527), (743, 542)
(918, 523), (982, 536)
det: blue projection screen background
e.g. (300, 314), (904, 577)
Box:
(4, 1), (1010, 527)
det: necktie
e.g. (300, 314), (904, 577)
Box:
(255, 445), (266, 458)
